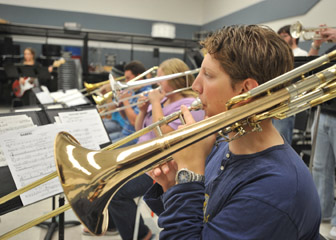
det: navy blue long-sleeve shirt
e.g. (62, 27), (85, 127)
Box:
(144, 140), (321, 239)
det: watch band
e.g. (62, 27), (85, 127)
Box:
(176, 168), (205, 184)
(311, 42), (320, 51)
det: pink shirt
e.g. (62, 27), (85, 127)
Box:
(138, 97), (205, 143)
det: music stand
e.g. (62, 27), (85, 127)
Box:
(3, 63), (19, 79)
(37, 195), (80, 240)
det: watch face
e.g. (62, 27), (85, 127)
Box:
(177, 170), (192, 183)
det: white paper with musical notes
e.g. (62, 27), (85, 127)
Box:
(0, 115), (36, 167)
(0, 122), (101, 206)
(0, 124), (62, 205)
(57, 109), (110, 146)
(50, 89), (87, 107)
(35, 91), (54, 104)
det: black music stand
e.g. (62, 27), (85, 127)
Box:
(3, 63), (20, 79)
(37, 195), (80, 240)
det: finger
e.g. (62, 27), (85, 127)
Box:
(169, 160), (178, 171)
(153, 167), (163, 177)
(161, 163), (170, 174)
(181, 105), (196, 125)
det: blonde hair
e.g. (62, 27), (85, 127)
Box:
(24, 47), (36, 58)
(159, 58), (197, 97)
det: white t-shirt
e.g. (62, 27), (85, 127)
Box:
(293, 47), (308, 56)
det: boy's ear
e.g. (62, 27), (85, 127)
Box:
(240, 78), (259, 93)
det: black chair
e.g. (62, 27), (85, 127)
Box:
(291, 110), (312, 166)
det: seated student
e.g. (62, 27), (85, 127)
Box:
(13, 47), (60, 106)
(14, 47), (41, 105)
(102, 110), (126, 142)
(101, 60), (152, 146)
(144, 25), (321, 239)
(105, 58), (205, 240)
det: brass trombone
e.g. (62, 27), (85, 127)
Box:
(81, 75), (125, 95)
(2, 51), (336, 238)
(93, 68), (200, 106)
(99, 86), (193, 117)
(127, 66), (158, 83)
(290, 21), (334, 41)
(52, 76), (126, 106)
(56, 66), (158, 104)
(81, 66), (158, 94)
(112, 68), (200, 93)
(95, 86), (159, 109)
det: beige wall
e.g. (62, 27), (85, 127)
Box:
(262, 0), (336, 33)
(0, 0), (335, 31)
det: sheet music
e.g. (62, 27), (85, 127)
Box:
(35, 91), (54, 104)
(41, 85), (50, 94)
(0, 125), (62, 205)
(58, 109), (110, 145)
(61, 123), (101, 150)
(0, 123), (101, 206)
(0, 115), (36, 167)
(50, 89), (87, 107)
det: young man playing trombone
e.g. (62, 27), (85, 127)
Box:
(144, 25), (321, 239)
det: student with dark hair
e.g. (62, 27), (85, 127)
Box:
(101, 60), (152, 146)
(278, 25), (308, 56)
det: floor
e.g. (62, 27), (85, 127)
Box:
(0, 196), (161, 240)
(0, 198), (332, 240)
(0, 104), (333, 239)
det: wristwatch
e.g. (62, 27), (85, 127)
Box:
(176, 168), (205, 184)
(311, 42), (320, 50)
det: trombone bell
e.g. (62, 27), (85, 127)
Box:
(290, 21), (335, 41)
(54, 131), (168, 235)
(290, 21), (303, 39)
(54, 132), (111, 235)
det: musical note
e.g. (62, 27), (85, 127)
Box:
(58, 109), (110, 147)
(0, 115), (36, 167)
(0, 124), (63, 205)
(0, 121), (101, 206)
(50, 89), (87, 106)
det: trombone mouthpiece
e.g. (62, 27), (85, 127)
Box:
(190, 97), (203, 110)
